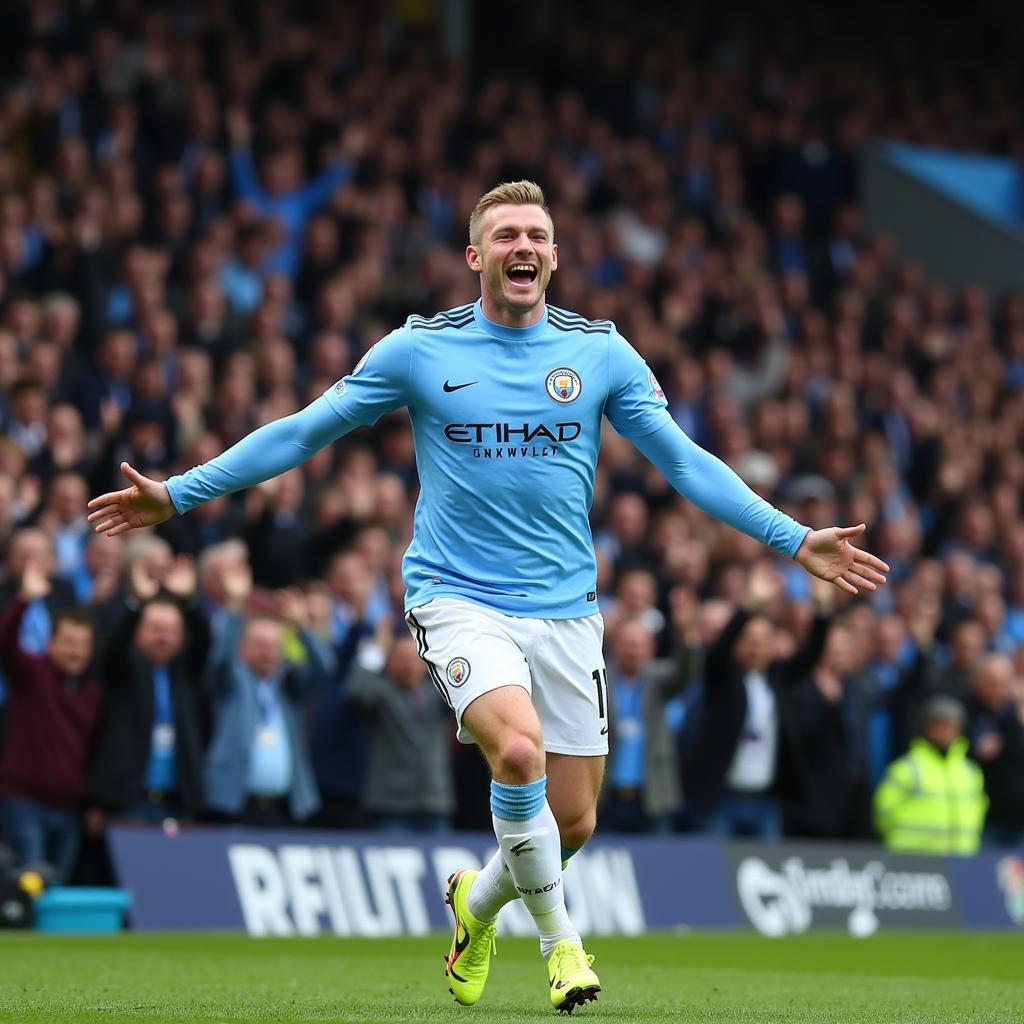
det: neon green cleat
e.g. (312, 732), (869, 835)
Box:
(443, 869), (497, 1006)
(546, 940), (601, 1014)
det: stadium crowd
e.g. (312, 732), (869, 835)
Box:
(1, 1), (1023, 883)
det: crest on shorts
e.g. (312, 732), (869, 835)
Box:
(649, 368), (666, 402)
(446, 657), (471, 687)
(333, 378), (347, 395)
(546, 367), (582, 404)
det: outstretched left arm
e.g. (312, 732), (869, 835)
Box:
(632, 422), (888, 595)
(604, 330), (887, 596)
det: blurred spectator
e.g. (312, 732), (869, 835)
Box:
(202, 564), (334, 826)
(5, 381), (48, 459)
(0, 559), (101, 879)
(84, 556), (210, 827)
(680, 564), (832, 839)
(602, 569), (665, 642)
(38, 471), (90, 586)
(225, 106), (353, 277)
(602, 592), (702, 833)
(0, 528), (77, 653)
(965, 655), (1024, 848)
(789, 621), (873, 838)
(27, 404), (94, 485)
(63, 330), (135, 432)
(195, 539), (250, 642)
(0, 475), (19, 555)
(594, 493), (651, 574)
(928, 619), (987, 703)
(858, 599), (941, 790)
(89, 535), (172, 642)
(75, 532), (124, 608)
(347, 633), (454, 833)
(874, 696), (988, 854)
(220, 223), (270, 317)
(242, 470), (315, 589)
(323, 549), (389, 669)
(309, 575), (372, 831)
(0, 0), (1021, 852)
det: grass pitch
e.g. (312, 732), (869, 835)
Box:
(0, 931), (1021, 1023)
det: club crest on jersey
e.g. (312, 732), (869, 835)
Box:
(649, 369), (665, 401)
(446, 657), (471, 687)
(333, 378), (347, 395)
(546, 367), (582, 404)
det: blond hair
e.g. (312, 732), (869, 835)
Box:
(469, 180), (553, 246)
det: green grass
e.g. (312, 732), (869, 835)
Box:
(0, 931), (1022, 1023)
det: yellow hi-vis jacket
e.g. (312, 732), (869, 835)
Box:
(873, 737), (988, 854)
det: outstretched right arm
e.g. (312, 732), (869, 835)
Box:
(166, 396), (349, 514)
(88, 327), (413, 536)
(88, 396), (349, 535)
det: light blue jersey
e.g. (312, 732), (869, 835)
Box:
(166, 300), (809, 618)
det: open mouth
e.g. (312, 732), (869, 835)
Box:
(506, 263), (538, 286)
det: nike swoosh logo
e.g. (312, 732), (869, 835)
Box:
(510, 838), (535, 856)
(550, 977), (568, 990)
(443, 380), (478, 392)
(448, 921), (470, 983)
(600, 726), (609, 735)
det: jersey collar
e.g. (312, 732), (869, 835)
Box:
(472, 299), (550, 341)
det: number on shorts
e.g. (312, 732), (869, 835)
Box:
(591, 668), (607, 720)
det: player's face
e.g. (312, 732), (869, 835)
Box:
(467, 204), (557, 315)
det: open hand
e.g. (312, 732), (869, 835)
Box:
(19, 559), (52, 603)
(276, 588), (309, 630)
(88, 463), (176, 537)
(908, 592), (942, 647)
(974, 732), (1002, 761)
(794, 524), (889, 596)
(813, 669), (844, 704)
(746, 562), (783, 611)
(162, 555), (197, 600)
(129, 558), (161, 603)
(222, 561), (253, 610)
(99, 397), (123, 437)
(225, 105), (252, 148)
(90, 566), (121, 605)
(305, 584), (332, 635)
(668, 586), (699, 644)
(15, 475), (42, 518)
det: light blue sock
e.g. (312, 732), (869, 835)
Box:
(489, 776), (547, 820)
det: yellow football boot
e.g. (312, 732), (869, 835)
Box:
(547, 939), (601, 1014)
(443, 869), (497, 1005)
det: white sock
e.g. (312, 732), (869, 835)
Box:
(468, 848), (518, 922)
(468, 845), (585, 924)
(488, 776), (580, 957)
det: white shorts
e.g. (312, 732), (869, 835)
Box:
(405, 598), (609, 756)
